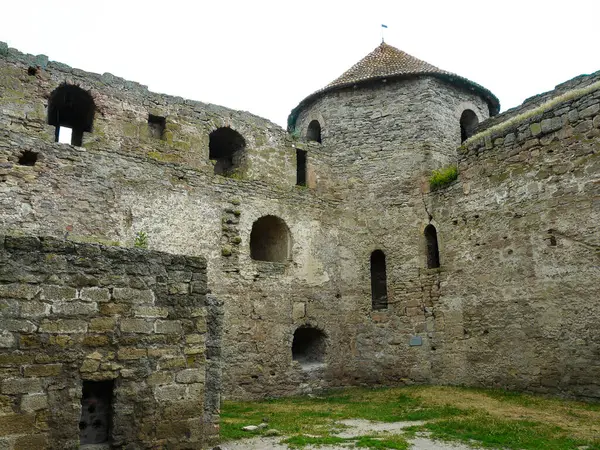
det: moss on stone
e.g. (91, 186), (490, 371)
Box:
(148, 151), (182, 163)
(221, 246), (233, 257)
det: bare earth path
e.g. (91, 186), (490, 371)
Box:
(221, 419), (477, 449)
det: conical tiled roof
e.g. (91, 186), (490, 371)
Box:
(324, 43), (449, 90)
(288, 43), (500, 130)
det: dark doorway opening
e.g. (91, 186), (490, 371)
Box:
(292, 326), (326, 368)
(370, 250), (388, 310)
(79, 380), (114, 445)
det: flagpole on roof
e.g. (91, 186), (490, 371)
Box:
(381, 24), (388, 43)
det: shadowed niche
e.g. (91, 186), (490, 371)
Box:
(209, 127), (246, 175)
(306, 120), (322, 143)
(48, 83), (95, 146)
(250, 215), (291, 262)
(292, 326), (326, 368)
(460, 109), (479, 142)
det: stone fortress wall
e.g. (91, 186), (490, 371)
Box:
(0, 236), (221, 449)
(0, 38), (599, 448)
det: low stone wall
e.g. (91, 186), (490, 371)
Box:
(0, 236), (220, 449)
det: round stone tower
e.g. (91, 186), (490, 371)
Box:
(289, 43), (500, 177)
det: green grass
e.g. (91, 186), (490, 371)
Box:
(406, 415), (600, 450)
(429, 165), (458, 190)
(220, 386), (600, 449)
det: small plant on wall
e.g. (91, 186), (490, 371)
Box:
(429, 165), (458, 191)
(134, 231), (148, 249)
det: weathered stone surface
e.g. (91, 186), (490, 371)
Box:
(0, 40), (598, 448)
(0, 237), (219, 449)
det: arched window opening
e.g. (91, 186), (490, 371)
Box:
(370, 250), (388, 310)
(306, 120), (322, 143)
(292, 326), (326, 368)
(250, 215), (291, 262)
(425, 224), (440, 269)
(209, 127), (246, 176)
(48, 84), (95, 146)
(460, 109), (479, 143)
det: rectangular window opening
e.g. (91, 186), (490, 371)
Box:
(56, 126), (84, 146)
(80, 380), (114, 445)
(57, 126), (73, 144)
(296, 149), (307, 186)
(148, 114), (166, 140)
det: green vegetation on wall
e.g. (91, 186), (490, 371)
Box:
(429, 165), (458, 191)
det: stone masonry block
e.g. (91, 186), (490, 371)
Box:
(0, 330), (15, 348)
(23, 364), (62, 377)
(579, 103), (600, 118)
(40, 285), (77, 302)
(117, 347), (147, 360)
(0, 319), (37, 333)
(79, 287), (110, 303)
(38, 319), (88, 334)
(175, 369), (202, 384)
(112, 288), (155, 304)
(133, 306), (169, 318)
(0, 413), (36, 437)
(292, 302), (306, 320)
(89, 317), (117, 332)
(120, 319), (154, 334)
(1, 378), (42, 394)
(154, 320), (182, 334)
(154, 384), (187, 402)
(20, 393), (48, 412)
(51, 301), (97, 315)
(0, 284), (40, 300)
(20, 301), (51, 318)
(13, 434), (49, 450)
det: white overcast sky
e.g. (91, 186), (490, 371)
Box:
(2, 1), (599, 127)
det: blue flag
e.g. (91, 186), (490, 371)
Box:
(382, 24), (388, 28)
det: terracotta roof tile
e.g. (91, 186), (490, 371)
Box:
(288, 43), (500, 130)
(324, 43), (448, 89)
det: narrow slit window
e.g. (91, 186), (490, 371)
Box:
(79, 380), (114, 445)
(370, 250), (388, 310)
(296, 149), (307, 186)
(425, 224), (440, 268)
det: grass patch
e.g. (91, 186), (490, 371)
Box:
(355, 435), (409, 449)
(429, 165), (458, 191)
(220, 387), (465, 442)
(282, 435), (347, 448)
(221, 386), (600, 448)
(408, 414), (600, 450)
